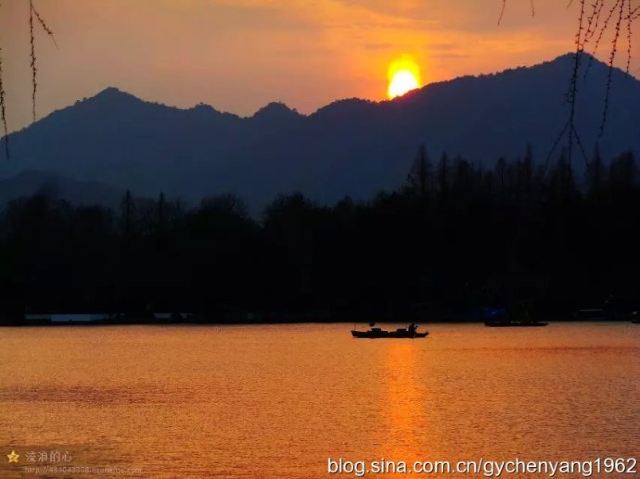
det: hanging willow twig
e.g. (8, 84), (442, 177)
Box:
(498, 0), (508, 25)
(32, 3), (57, 49)
(584, 0), (622, 78)
(0, 1), (8, 160)
(599, 0), (626, 136)
(584, 0), (606, 45)
(567, 0), (587, 166)
(626, 0), (633, 72)
(29, 0), (37, 122)
(504, 0), (638, 169)
(0, 0), (56, 160)
(498, 0), (536, 24)
(0, 47), (9, 160)
(544, 0), (590, 170)
(28, 0), (57, 123)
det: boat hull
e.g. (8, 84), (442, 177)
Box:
(351, 330), (429, 339)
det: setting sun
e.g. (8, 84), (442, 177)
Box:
(387, 55), (422, 99)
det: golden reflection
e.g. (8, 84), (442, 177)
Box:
(378, 340), (429, 476)
(1, 324), (639, 478)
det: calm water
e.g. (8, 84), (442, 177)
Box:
(1, 323), (639, 478)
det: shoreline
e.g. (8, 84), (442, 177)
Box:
(1, 319), (637, 327)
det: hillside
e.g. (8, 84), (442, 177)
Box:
(1, 53), (639, 209)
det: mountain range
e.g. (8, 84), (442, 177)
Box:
(1, 52), (639, 210)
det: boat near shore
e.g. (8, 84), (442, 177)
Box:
(480, 306), (548, 327)
(0, 312), (200, 326)
(351, 323), (428, 339)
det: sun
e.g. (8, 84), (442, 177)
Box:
(387, 55), (422, 99)
(388, 71), (420, 99)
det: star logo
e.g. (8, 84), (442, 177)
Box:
(7, 450), (19, 463)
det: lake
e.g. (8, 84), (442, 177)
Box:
(1, 323), (639, 478)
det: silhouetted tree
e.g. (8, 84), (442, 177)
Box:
(587, 146), (606, 198)
(2, 147), (640, 320)
(120, 190), (135, 237)
(406, 144), (432, 197)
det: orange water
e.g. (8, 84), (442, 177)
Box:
(1, 323), (639, 478)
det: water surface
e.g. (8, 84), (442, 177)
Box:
(1, 323), (639, 478)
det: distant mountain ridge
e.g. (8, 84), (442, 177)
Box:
(1, 53), (639, 210)
(0, 171), (123, 209)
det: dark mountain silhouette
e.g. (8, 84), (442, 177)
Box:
(250, 102), (304, 126)
(1, 53), (639, 209)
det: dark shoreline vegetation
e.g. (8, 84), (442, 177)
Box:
(1, 146), (639, 325)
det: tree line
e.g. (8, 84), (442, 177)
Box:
(0, 146), (639, 322)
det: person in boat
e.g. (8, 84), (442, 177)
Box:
(408, 322), (418, 334)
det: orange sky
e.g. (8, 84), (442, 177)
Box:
(1, 0), (637, 132)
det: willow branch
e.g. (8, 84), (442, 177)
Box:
(0, 48), (9, 160)
(599, 0), (626, 136)
(32, 3), (58, 49)
(29, 0), (37, 122)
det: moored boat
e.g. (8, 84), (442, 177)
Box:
(484, 320), (548, 327)
(482, 306), (548, 327)
(574, 308), (613, 321)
